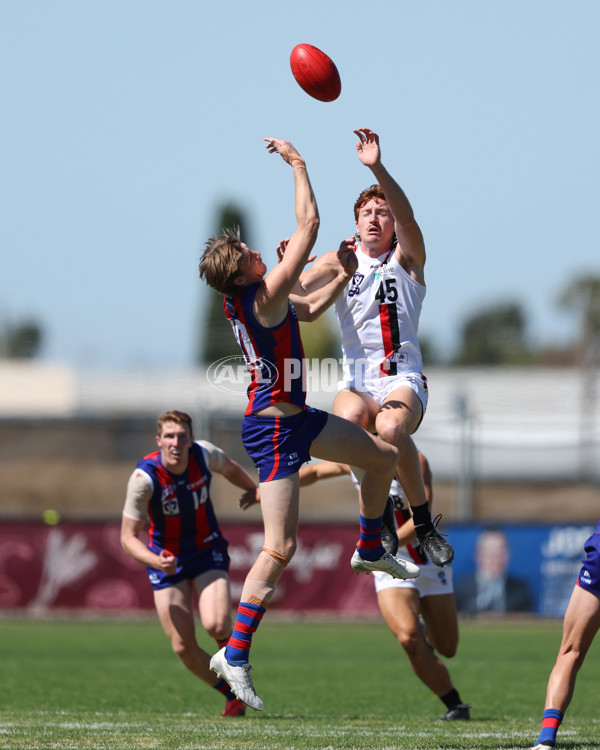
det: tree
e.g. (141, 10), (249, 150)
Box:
(299, 311), (340, 362)
(558, 275), (600, 365)
(0, 319), (43, 359)
(453, 302), (533, 366)
(558, 274), (600, 479)
(198, 203), (252, 366)
(198, 202), (340, 367)
(418, 333), (442, 367)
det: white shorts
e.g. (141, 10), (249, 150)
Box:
(373, 559), (453, 597)
(338, 372), (428, 413)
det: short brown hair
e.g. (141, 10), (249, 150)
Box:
(156, 410), (194, 439)
(199, 231), (245, 296)
(353, 184), (386, 221)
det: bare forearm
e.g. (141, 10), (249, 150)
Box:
(293, 163), (320, 234)
(298, 271), (352, 321)
(396, 518), (417, 546)
(299, 461), (349, 486)
(369, 162), (416, 226)
(221, 458), (258, 491)
(121, 530), (162, 568)
(296, 264), (338, 295)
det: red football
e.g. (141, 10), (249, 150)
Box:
(290, 44), (341, 102)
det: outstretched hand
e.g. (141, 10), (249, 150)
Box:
(354, 127), (381, 168)
(264, 138), (306, 168)
(337, 237), (358, 277)
(277, 237), (316, 265)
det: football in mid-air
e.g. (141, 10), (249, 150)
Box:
(290, 44), (341, 102)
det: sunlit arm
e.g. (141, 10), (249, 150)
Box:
(120, 515), (177, 573)
(291, 268), (353, 322)
(298, 461), (350, 487)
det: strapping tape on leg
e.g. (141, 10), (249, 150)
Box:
(261, 546), (290, 568)
(240, 579), (276, 607)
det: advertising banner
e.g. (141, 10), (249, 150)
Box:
(0, 521), (594, 617)
(0, 521), (379, 615)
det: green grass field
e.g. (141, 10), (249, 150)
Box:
(0, 616), (598, 749)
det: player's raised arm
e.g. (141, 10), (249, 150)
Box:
(354, 127), (425, 277)
(256, 139), (320, 321)
(291, 240), (358, 322)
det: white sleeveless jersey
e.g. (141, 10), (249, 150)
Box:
(334, 244), (426, 386)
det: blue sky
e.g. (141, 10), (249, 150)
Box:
(2, 0), (598, 370)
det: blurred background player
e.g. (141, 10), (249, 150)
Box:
(531, 518), (600, 749)
(120, 410), (259, 717)
(199, 136), (419, 712)
(291, 127), (453, 568)
(298, 451), (470, 721)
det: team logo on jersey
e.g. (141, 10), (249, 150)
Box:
(162, 498), (180, 515)
(161, 486), (179, 515)
(348, 273), (365, 297)
(388, 351), (408, 364)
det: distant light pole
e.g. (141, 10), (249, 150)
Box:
(455, 392), (475, 520)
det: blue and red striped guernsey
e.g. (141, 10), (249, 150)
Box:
(224, 283), (306, 415)
(136, 443), (223, 556)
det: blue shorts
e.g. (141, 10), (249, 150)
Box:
(577, 528), (600, 598)
(147, 539), (230, 591)
(242, 405), (329, 482)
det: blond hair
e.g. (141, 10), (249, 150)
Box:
(199, 229), (245, 297)
(156, 410), (194, 439)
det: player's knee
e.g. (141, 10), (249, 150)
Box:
(262, 540), (296, 566)
(172, 639), (193, 663)
(334, 399), (370, 430)
(205, 622), (231, 643)
(396, 629), (420, 658)
(376, 419), (410, 449)
(560, 648), (584, 670)
(282, 538), (297, 561)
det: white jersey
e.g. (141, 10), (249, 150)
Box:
(334, 244), (426, 387)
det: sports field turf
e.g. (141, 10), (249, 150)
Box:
(0, 617), (598, 749)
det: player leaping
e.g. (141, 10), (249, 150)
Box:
(294, 127), (453, 567)
(199, 136), (420, 712)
